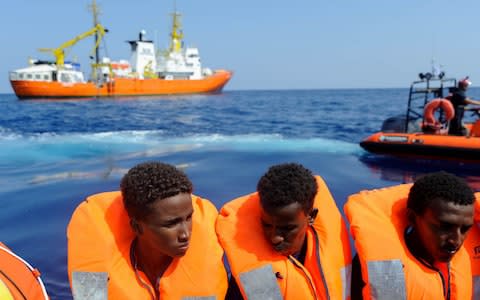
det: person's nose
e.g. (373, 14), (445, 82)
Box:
(269, 229), (284, 246)
(447, 228), (463, 248)
(178, 221), (190, 242)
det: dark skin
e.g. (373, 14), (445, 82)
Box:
(406, 198), (474, 265)
(132, 192), (194, 297)
(260, 202), (318, 256)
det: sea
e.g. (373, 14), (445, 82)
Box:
(1, 88), (480, 299)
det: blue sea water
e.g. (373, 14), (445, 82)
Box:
(1, 88), (480, 299)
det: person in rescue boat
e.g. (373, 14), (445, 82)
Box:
(348, 171), (475, 300)
(447, 76), (480, 135)
(67, 161), (228, 300)
(217, 162), (352, 300)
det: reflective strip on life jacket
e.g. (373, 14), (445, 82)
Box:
(367, 259), (406, 299)
(474, 275), (480, 300)
(239, 264), (283, 300)
(340, 264), (352, 300)
(71, 271), (108, 300)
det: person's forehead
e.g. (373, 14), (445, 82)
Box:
(425, 199), (474, 221)
(148, 193), (193, 218)
(262, 202), (305, 221)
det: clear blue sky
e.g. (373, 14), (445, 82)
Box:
(2, 0), (480, 93)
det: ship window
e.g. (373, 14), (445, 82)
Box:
(60, 73), (71, 83)
(27, 74), (32, 79)
(44, 74), (50, 80)
(73, 74), (83, 82)
(35, 74), (41, 80)
(18, 73), (24, 79)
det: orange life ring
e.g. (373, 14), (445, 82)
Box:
(0, 242), (49, 300)
(423, 98), (455, 127)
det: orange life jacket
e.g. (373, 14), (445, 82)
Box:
(67, 191), (228, 300)
(0, 242), (49, 300)
(463, 193), (480, 299)
(345, 184), (474, 300)
(216, 176), (352, 300)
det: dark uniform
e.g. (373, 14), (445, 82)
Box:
(447, 88), (468, 136)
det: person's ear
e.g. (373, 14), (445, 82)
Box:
(308, 208), (318, 225)
(130, 219), (143, 234)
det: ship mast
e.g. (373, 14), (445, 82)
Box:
(88, 0), (101, 80)
(170, 7), (183, 54)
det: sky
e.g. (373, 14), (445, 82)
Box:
(1, 0), (480, 93)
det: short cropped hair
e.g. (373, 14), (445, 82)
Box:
(407, 171), (474, 215)
(257, 163), (317, 214)
(120, 161), (193, 220)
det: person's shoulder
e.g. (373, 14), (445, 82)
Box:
(192, 194), (218, 214)
(220, 192), (259, 211)
(71, 190), (123, 222)
(85, 190), (121, 201)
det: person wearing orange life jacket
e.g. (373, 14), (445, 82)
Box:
(463, 192), (480, 299)
(0, 242), (49, 300)
(67, 161), (228, 300)
(217, 163), (352, 300)
(346, 171), (476, 300)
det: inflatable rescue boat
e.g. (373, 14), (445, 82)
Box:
(360, 73), (480, 161)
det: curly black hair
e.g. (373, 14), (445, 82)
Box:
(120, 161), (193, 220)
(257, 163), (317, 214)
(407, 171), (474, 215)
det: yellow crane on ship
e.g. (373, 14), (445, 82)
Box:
(38, 23), (108, 69)
(169, 11), (183, 53)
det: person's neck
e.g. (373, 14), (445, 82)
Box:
(135, 240), (173, 287)
(292, 235), (308, 264)
(404, 226), (435, 267)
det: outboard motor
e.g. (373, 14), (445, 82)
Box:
(381, 115), (420, 133)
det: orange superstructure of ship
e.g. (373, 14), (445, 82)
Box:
(9, 1), (232, 99)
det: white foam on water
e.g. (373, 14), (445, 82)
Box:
(0, 130), (361, 165)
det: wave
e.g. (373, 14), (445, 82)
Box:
(0, 130), (360, 164)
(0, 130), (361, 191)
(0, 130), (359, 159)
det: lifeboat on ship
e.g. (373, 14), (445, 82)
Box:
(9, 3), (232, 99)
(360, 72), (480, 161)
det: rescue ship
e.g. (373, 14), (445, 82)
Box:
(9, 2), (232, 99)
(360, 70), (480, 161)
